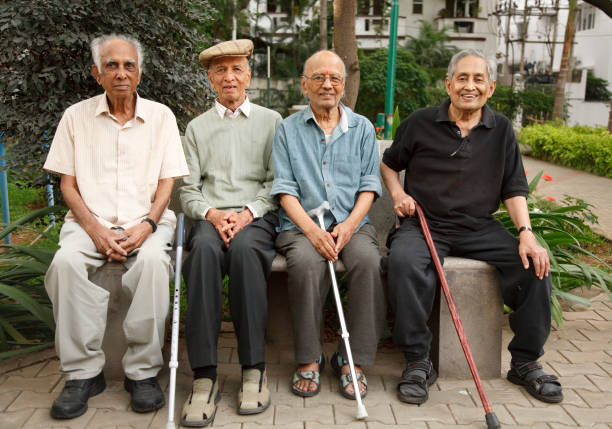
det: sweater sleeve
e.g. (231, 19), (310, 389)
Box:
(179, 123), (213, 220)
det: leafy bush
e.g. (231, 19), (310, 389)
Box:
(355, 48), (432, 122)
(496, 172), (612, 326)
(585, 71), (612, 102)
(0, 206), (62, 359)
(520, 123), (612, 178)
(0, 0), (214, 186)
(488, 85), (554, 126)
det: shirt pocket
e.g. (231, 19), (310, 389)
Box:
(333, 154), (361, 188)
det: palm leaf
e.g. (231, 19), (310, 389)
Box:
(0, 283), (54, 330)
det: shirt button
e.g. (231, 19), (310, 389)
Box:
(321, 138), (325, 142)
(323, 161), (327, 165)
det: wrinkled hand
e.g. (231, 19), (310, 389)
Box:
(88, 224), (128, 262)
(330, 221), (357, 254)
(206, 208), (232, 247)
(305, 225), (338, 262)
(518, 230), (550, 279)
(118, 222), (153, 255)
(391, 190), (416, 218)
(222, 209), (253, 241)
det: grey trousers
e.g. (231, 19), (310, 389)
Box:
(44, 221), (174, 381)
(276, 224), (386, 366)
(183, 213), (278, 369)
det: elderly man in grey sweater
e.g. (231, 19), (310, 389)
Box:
(179, 39), (282, 427)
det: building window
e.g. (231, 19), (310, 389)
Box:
(413, 0), (423, 15)
(358, 0), (370, 15)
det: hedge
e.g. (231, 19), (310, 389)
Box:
(520, 123), (612, 178)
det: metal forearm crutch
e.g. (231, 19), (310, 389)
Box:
(166, 213), (185, 429)
(413, 203), (500, 429)
(307, 201), (368, 420)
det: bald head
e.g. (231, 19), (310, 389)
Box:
(303, 50), (346, 77)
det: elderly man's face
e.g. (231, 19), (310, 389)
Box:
(301, 52), (345, 112)
(92, 39), (141, 100)
(208, 56), (251, 107)
(445, 56), (496, 114)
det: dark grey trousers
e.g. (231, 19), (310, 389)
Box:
(276, 224), (386, 366)
(183, 213), (278, 369)
(387, 217), (552, 363)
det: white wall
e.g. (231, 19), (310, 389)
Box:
(567, 100), (611, 127)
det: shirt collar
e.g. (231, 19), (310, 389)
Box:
(95, 92), (147, 122)
(303, 103), (350, 133)
(215, 96), (250, 119)
(435, 97), (496, 129)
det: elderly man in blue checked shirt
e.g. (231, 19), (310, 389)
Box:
(271, 50), (386, 401)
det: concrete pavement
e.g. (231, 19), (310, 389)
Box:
(2, 293), (612, 428)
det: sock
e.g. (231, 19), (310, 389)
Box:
(193, 365), (217, 383)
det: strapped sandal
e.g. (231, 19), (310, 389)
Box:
(291, 354), (325, 397)
(507, 361), (563, 403)
(331, 352), (368, 400)
(181, 378), (221, 427)
(397, 359), (438, 405)
(238, 368), (271, 415)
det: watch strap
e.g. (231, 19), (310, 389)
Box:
(141, 217), (157, 233)
(518, 226), (532, 234)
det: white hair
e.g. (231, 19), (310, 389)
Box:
(90, 34), (144, 71)
(447, 49), (496, 81)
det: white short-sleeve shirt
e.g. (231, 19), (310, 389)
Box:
(44, 93), (189, 228)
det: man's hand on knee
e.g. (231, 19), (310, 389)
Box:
(305, 225), (338, 261)
(222, 209), (253, 240)
(87, 223), (129, 262)
(119, 222), (153, 255)
(330, 221), (357, 254)
(206, 208), (232, 247)
(518, 230), (550, 279)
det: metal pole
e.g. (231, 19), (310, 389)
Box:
(43, 131), (55, 227)
(266, 45), (271, 108)
(0, 131), (10, 244)
(383, 0), (399, 139)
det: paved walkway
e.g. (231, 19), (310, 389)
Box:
(523, 157), (612, 240)
(2, 291), (612, 429)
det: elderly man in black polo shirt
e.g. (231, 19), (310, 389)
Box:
(381, 49), (563, 406)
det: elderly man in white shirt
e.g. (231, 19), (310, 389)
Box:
(43, 33), (188, 420)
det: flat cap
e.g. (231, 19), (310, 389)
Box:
(199, 39), (254, 69)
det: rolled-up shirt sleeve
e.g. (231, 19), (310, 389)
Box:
(43, 109), (75, 176)
(271, 123), (300, 198)
(358, 123), (382, 197)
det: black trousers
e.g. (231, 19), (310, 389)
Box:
(183, 213), (278, 369)
(387, 217), (552, 363)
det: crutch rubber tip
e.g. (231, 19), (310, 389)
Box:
(356, 405), (368, 420)
(485, 412), (501, 429)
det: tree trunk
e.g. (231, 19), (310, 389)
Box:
(320, 0), (328, 50)
(552, 0), (577, 120)
(333, 0), (359, 109)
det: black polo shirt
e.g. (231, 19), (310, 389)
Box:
(382, 98), (529, 232)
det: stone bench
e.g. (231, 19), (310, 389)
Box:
(94, 140), (503, 380)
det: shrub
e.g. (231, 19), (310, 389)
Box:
(520, 123), (612, 178)
(585, 71), (612, 102)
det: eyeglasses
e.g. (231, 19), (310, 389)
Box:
(303, 73), (345, 86)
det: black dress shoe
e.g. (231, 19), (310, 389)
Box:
(51, 371), (106, 419)
(124, 376), (165, 412)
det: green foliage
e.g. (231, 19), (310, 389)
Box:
(0, 206), (63, 359)
(0, 0), (215, 186)
(520, 123), (612, 178)
(355, 48), (432, 123)
(488, 85), (555, 126)
(585, 71), (612, 102)
(405, 21), (458, 84)
(496, 172), (612, 326)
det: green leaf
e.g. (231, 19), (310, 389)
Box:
(0, 343), (54, 361)
(392, 106), (400, 139)
(0, 283), (54, 330)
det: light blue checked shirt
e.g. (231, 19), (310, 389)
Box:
(271, 103), (382, 232)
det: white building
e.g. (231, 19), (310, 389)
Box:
(248, 0), (498, 56)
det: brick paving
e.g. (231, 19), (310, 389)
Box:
(1, 295), (612, 428)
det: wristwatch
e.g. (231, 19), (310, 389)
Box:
(141, 217), (157, 233)
(518, 226), (532, 234)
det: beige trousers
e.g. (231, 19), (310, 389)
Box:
(45, 221), (174, 380)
